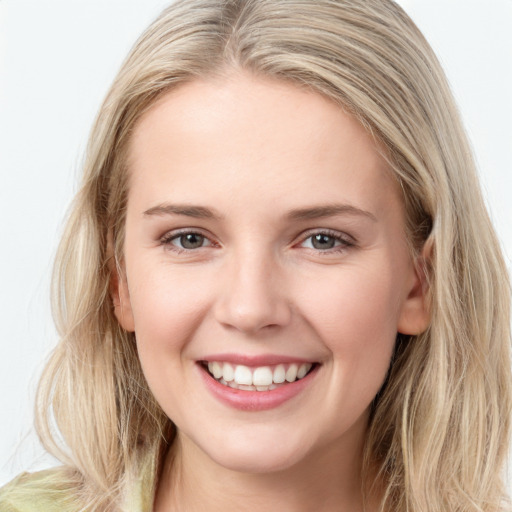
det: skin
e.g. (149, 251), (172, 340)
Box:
(113, 71), (429, 511)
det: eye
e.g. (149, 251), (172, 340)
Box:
(161, 230), (214, 251)
(308, 233), (338, 250)
(299, 231), (354, 252)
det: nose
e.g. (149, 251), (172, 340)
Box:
(213, 248), (292, 334)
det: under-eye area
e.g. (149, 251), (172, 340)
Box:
(200, 361), (319, 391)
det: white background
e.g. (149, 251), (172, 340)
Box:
(1, 0), (511, 490)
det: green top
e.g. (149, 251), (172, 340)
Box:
(0, 466), (152, 512)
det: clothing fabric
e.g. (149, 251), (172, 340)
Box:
(0, 467), (151, 512)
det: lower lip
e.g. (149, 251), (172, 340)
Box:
(198, 364), (319, 411)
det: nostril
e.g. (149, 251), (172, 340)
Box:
(213, 275), (292, 333)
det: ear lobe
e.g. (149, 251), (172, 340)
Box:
(107, 235), (135, 332)
(397, 241), (432, 336)
(109, 262), (135, 332)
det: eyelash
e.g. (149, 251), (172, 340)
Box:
(297, 229), (355, 254)
(159, 229), (355, 254)
(160, 229), (215, 254)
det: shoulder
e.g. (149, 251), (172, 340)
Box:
(0, 468), (81, 512)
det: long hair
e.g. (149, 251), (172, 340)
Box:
(32, 1), (511, 510)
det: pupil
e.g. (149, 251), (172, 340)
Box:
(312, 234), (335, 249)
(181, 233), (204, 249)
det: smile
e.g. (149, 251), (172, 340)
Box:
(204, 361), (314, 391)
(198, 355), (320, 411)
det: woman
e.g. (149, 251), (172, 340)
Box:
(1, 0), (510, 511)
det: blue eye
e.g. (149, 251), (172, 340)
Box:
(300, 231), (352, 251)
(163, 231), (212, 250)
(309, 233), (337, 249)
(176, 233), (206, 249)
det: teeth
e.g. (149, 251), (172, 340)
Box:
(206, 361), (314, 389)
(273, 364), (286, 383)
(297, 363), (310, 379)
(285, 364), (298, 382)
(222, 363), (234, 382)
(253, 366), (273, 386)
(208, 361), (223, 379)
(234, 365), (253, 386)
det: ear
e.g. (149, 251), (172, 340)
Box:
(107, 235), (135, 332)
(397, 240), (432, 335)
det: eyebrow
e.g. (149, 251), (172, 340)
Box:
(286, 204), (377, 222)
(143, 202), (377, 222)
(143, 203), (224, 220)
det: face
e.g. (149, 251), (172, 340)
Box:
(114, 72), (428, 474)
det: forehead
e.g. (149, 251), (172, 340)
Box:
(126, 72), (401, 220)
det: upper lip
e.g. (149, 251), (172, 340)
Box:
(198, 353), (318, 366)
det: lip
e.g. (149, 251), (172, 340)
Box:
(199, 353), (315, 367)
(197, 359), (320, 411)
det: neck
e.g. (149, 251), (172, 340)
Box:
(154, 426), (380, 512)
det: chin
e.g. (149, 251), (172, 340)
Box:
(189, 426), (312, 474)
(207, 446), (305, 474)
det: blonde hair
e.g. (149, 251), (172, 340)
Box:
(30, 0), (511, 510)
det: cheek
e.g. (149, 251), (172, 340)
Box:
(127, 262), (213, 359)
(300, 262), (402, 338)
(296, 261), (402, 387)
(127, 266), (214, 421)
